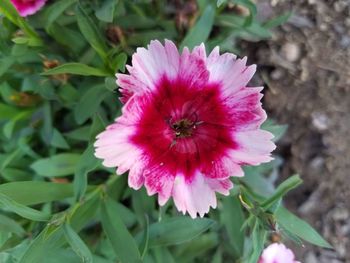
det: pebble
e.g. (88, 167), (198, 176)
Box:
(282, 42), (301, 62)
(271, 69), (284, 80)
(311, 112), (329, 131)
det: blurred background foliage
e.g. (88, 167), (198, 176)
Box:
(0, 0), (330, 262)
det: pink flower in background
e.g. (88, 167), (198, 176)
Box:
(10, 0), (47, 17)
(259, 243), (301, 263)
(94, 40), (275, 218)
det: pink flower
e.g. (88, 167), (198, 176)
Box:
(94, 40), (276, 218)
(10, 0), (47, 17)
(259, 243), (301, 263)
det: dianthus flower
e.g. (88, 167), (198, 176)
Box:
(94, 40), (276, 218)
(259, 243), (301, 263)
(10, 0), (46, 17)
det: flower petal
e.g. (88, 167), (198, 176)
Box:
(11, 0), (47, 17)
(207, 48), (256, 96)
(232, 130), (276, 165)
(259, 243), (299, 263)
(223, 86), (267, 131)
(116, 40), (181, 102)
(172, 173), (218, 218)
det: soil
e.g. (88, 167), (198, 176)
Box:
(242, 0), (350, 262)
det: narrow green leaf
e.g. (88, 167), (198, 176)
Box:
(43, 0), (77, 27)
(51, 129), (70, 149)
(89, 114), (106, 142)
(0, 181), (74, 205)
(41, 63), (110, 77)
(217, 0), (227, 7)
(0, 0), (41, 43)
(180, 4), (215, 50)
(19, 192), (100, 263)
(0, 57), (15, 77)
(65, 126), (91, 141)
(139, 215), (150, 259)
(105, 77), (117, 91)
(276, 207), (332, 248)
(174, 233), (218, 262)
(111, 52), (127, 72)
(100, 197), (141, 263)
(74, 144), (99, 201)
(0, 214), (25, 236)
(19, 225), (64, 263)
(137, 217), (215, 247)
(74, 85), (108, 124)
(261, 119), (288, 142)
(63, 223), (93, 263)
(248, 220), (267, 263)
(1, 168), (31, 181)
(233, 0), (257, 26)
(31, 153), (81, 177)
(221, 196), (245, 257)
(0, 103), (19, 121)
(46, 23), (86, 53)
(263, 11), (292, 29)
(76, 3), (108, 61)
(95, 0), (117, 23)
(0, 193), (50, 221)
(261, 175), (302, 210)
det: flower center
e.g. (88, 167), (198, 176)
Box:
(170, 118), (199, 138)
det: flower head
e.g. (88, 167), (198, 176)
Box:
(259, 243), (301, 263)
(10, 0), (47, 17)
(94, 40), (276, 218)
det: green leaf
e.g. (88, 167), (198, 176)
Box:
(0, 0), (41, 44)
(76, 3), (108, 61)
(248, 219), (267, 263)
(31, 154), (81, 177)
(261, 175), (302, 211)
(0, 103), (19, 121)
(221, 196), (245, 257)
(139, 215), (149, 259)
(95, 0), (117, 23)
(217, 0), (227, 7)
(51, 129), (70, 149)
(41, 63), (110, 77)
(19, 225), (64, 263)
(0, 57), (15, 77)
(111, 52), (127, 72)
(46, 23), (86, 53)
(263, 11), (292, 29)
(100, 196), (141, 263)
(174, 233), (218, 262)
(137, 217), (215, 247)
(74, 144), (99, 201)
(3, 110), (32, 139)
(74, 84), (108, 124)
(233, 0), (257, 26)
(1, 168), (31, 181)
(65, 126), (91, 141)
(43, 0), (77, 28)
(105, 77), (117, 91)
(0, 214), (25, 236)
(0, 193), (50, 221)
(261, 119), (288, 142)
(19, 192), (100, 263)
(276, 207), (332, 248)
(63, 223), (93, 263)
(0, 181), (74, 205)
(89, 114), (106, 142)
(180, 4), (215, 50)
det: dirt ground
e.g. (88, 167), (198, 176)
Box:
(242, 0), (350, 262)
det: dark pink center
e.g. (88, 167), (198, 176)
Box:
(130, 76), (237, 180)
